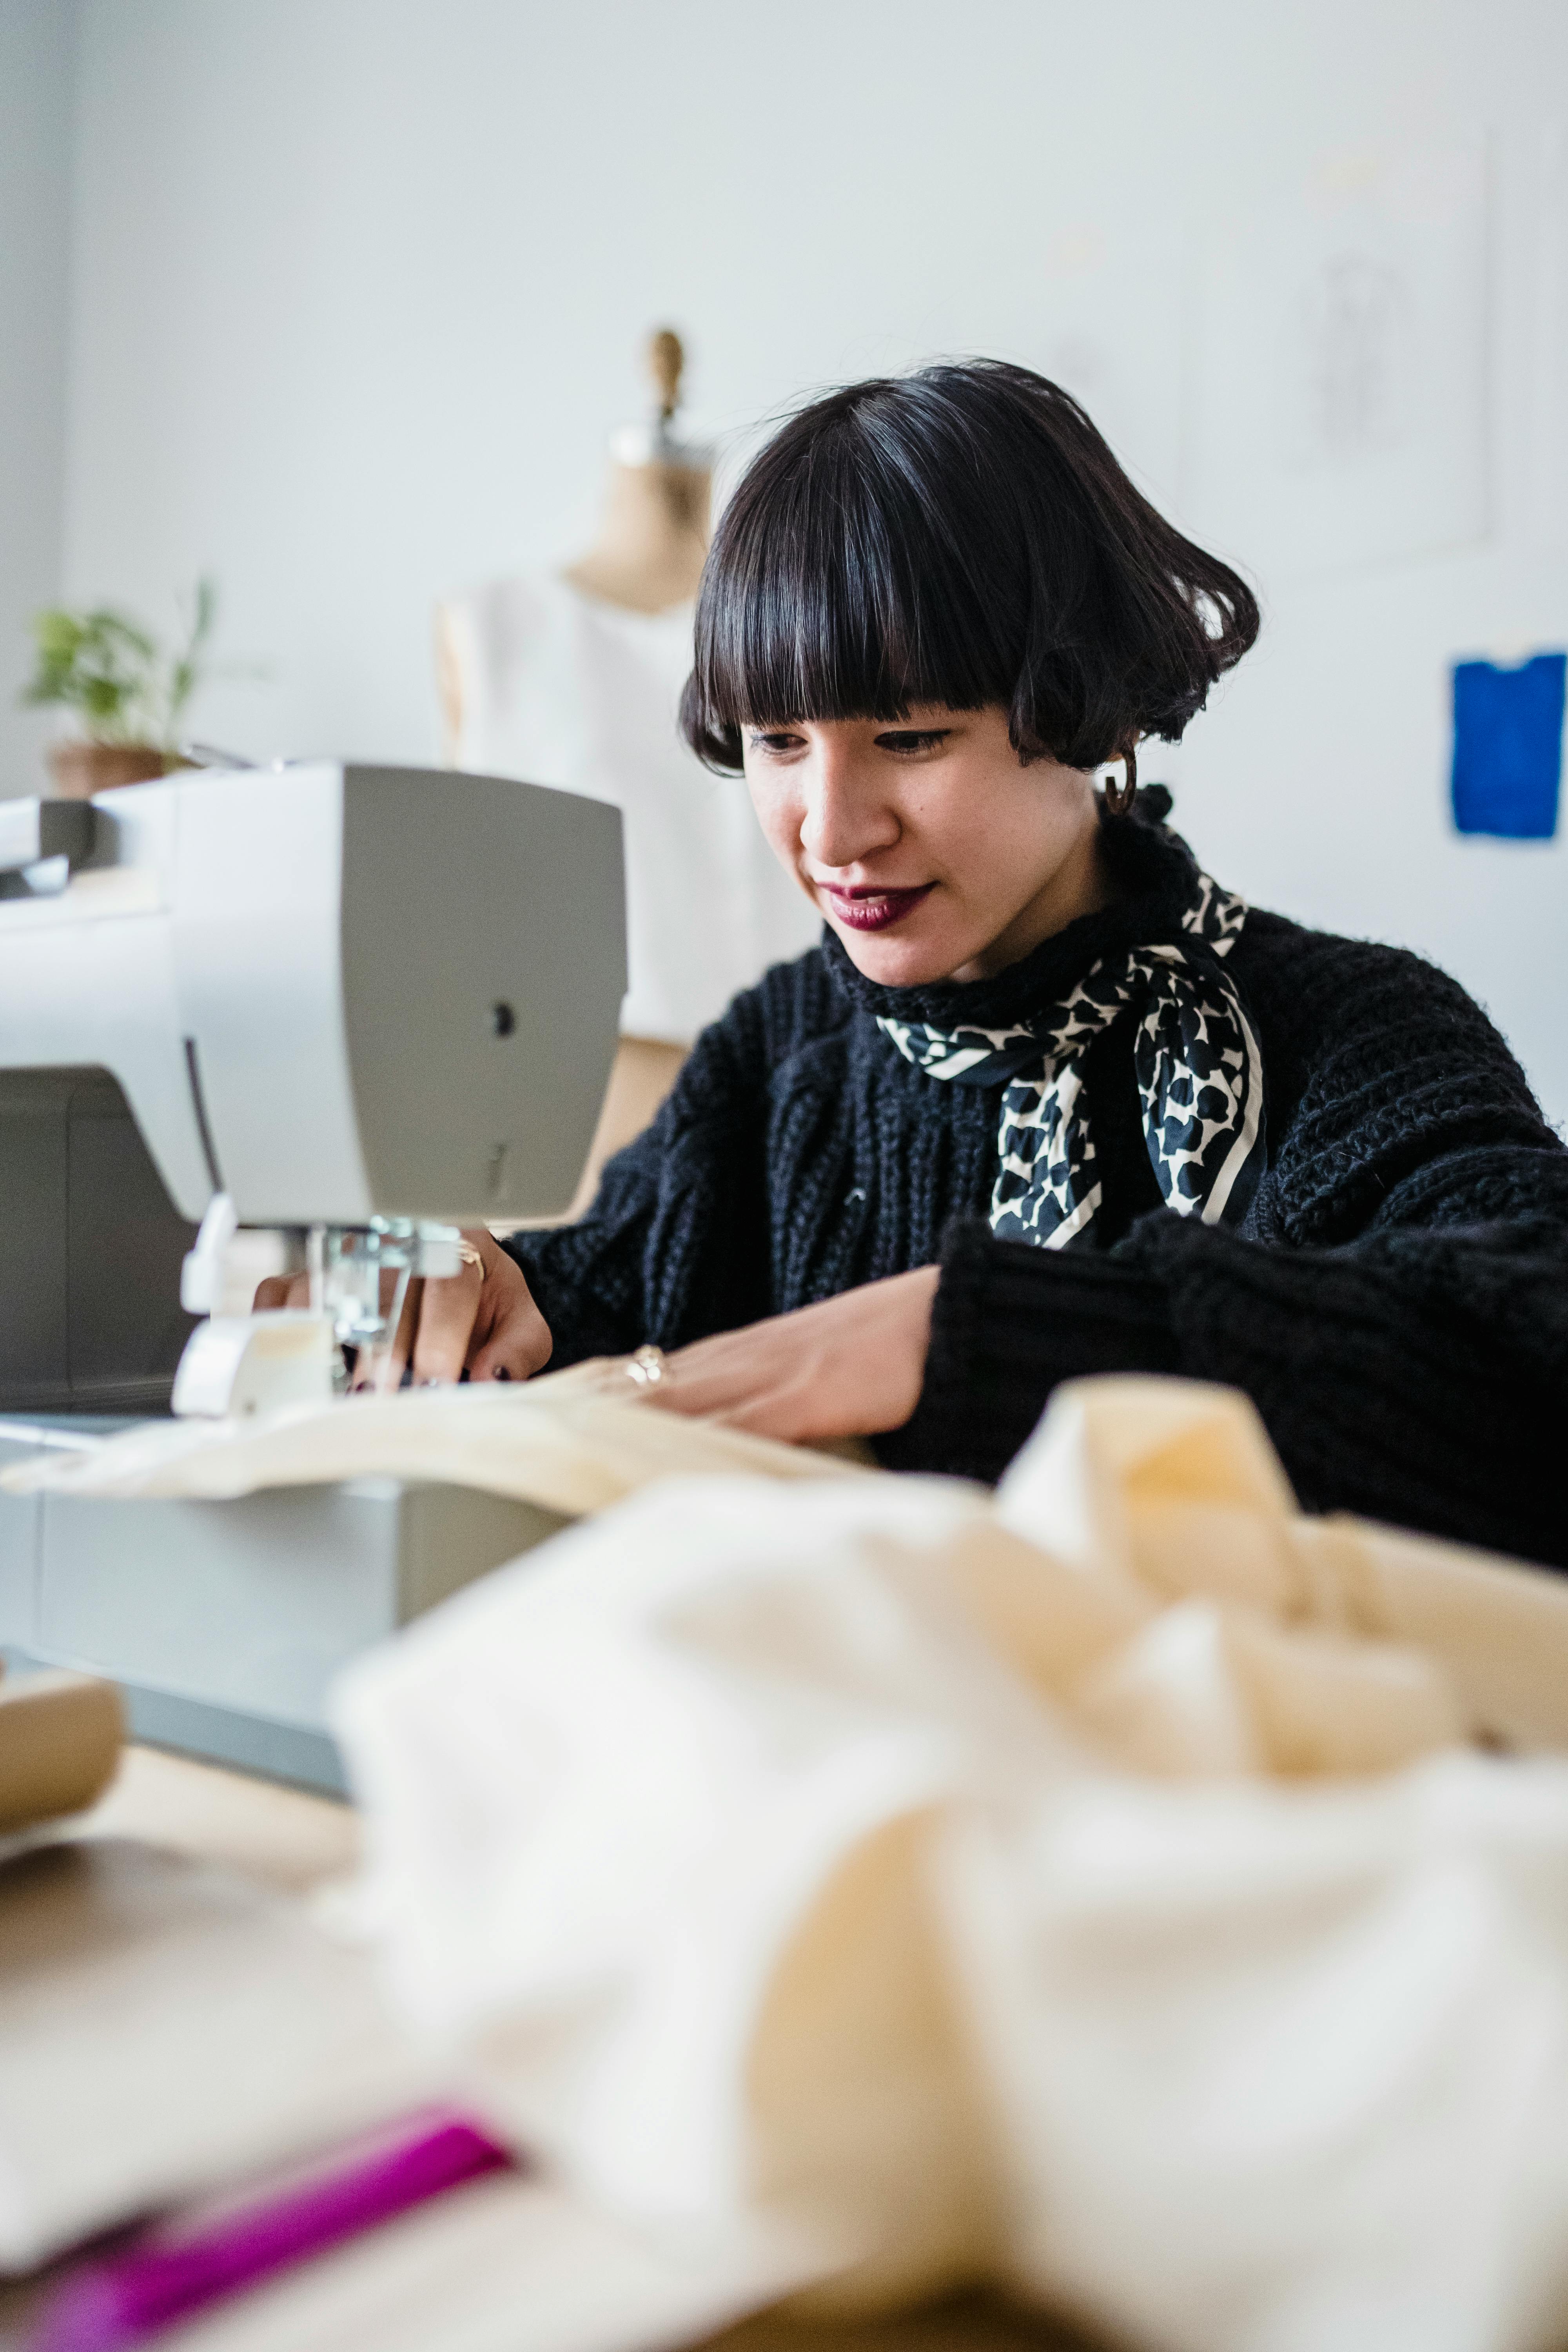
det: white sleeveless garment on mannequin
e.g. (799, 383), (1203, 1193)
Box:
(443, 576), (821, 1045)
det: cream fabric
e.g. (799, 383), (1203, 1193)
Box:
(443, 576), (820, 1044)
(0, 1367), (868, 1518)
(328, 1377), (1568, 2352)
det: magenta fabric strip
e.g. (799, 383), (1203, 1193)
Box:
(31, 2108), (514, 2351)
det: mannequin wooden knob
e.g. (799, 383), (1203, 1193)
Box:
(649, 328), (684, 421)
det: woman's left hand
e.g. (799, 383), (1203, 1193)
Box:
(642, 1265), (939, 1443)
(253, 1225), (552, 1385)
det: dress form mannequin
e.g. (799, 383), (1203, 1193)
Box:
(550, 331), (711, 1188)
(435, 330), (711, 753)
(563, 330), (712, 615)
(434, 332), (815, 1214)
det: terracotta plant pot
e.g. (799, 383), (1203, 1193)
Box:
(46, 741), (172, 799)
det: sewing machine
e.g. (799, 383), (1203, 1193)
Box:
(0, 762), (625, 1788)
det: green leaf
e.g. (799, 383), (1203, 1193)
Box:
(18, 577), (251, 747)
(33, 609), (86, 661)
(191, 575), (217, 648)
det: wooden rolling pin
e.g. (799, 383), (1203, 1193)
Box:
(0, 1668), (123, 1834)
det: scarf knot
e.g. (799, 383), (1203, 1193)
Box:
(877, 871), (1265, 1249)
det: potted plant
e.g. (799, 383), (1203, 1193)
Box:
(22, 578), (223, 797)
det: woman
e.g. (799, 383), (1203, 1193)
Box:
(303, 363), (1568, 1566)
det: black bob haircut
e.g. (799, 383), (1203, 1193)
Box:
(679, 359), (1259, 775)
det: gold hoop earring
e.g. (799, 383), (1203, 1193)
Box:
(1103, 743), (1138, 816)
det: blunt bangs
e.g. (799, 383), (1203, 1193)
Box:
(680, 361), (1259, 775)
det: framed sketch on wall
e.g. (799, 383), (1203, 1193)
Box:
(1027, 224), (1187, 509)
(1529, 124), (1568, 552)
(1186, 142), (1490, 580)
(835, 225), (1187, 521)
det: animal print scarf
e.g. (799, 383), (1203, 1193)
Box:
(877, 871), (1267, 1249)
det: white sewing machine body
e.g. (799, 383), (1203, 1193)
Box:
(0, 763), (624, 1786)
(0, 760), (625, 1234)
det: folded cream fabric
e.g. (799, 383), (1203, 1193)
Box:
(332, 1376), (1568, 2352)
(0, 1367), (867, 1517)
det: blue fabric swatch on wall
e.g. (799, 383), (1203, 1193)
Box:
(1450, 653), (1566, 840)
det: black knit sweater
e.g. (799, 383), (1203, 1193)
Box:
(507, 806), (1568, 1570)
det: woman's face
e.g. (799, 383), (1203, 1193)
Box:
(742, 704), (1109, 987)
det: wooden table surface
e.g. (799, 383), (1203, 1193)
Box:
(69, 1740), (363, 1893)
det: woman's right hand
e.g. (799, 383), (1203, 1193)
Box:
(254, 1227), (553, 1386)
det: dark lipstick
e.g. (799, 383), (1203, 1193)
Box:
(818, 882), (936, 933)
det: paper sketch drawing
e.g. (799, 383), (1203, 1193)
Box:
(1189, 143), (1489, 579)
(1287, 252), (1414, 468)
(1031, 225), (1185, 505)
(836, 226), (1184, 513)
(1529, 126), (1568, 549)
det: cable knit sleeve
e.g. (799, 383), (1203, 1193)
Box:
(503, 954), (831, 1364)
(889, 934), (1568, 1571)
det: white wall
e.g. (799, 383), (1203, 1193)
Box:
(0, 0), (76, 787)
(38, 0), (1568, 1118)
